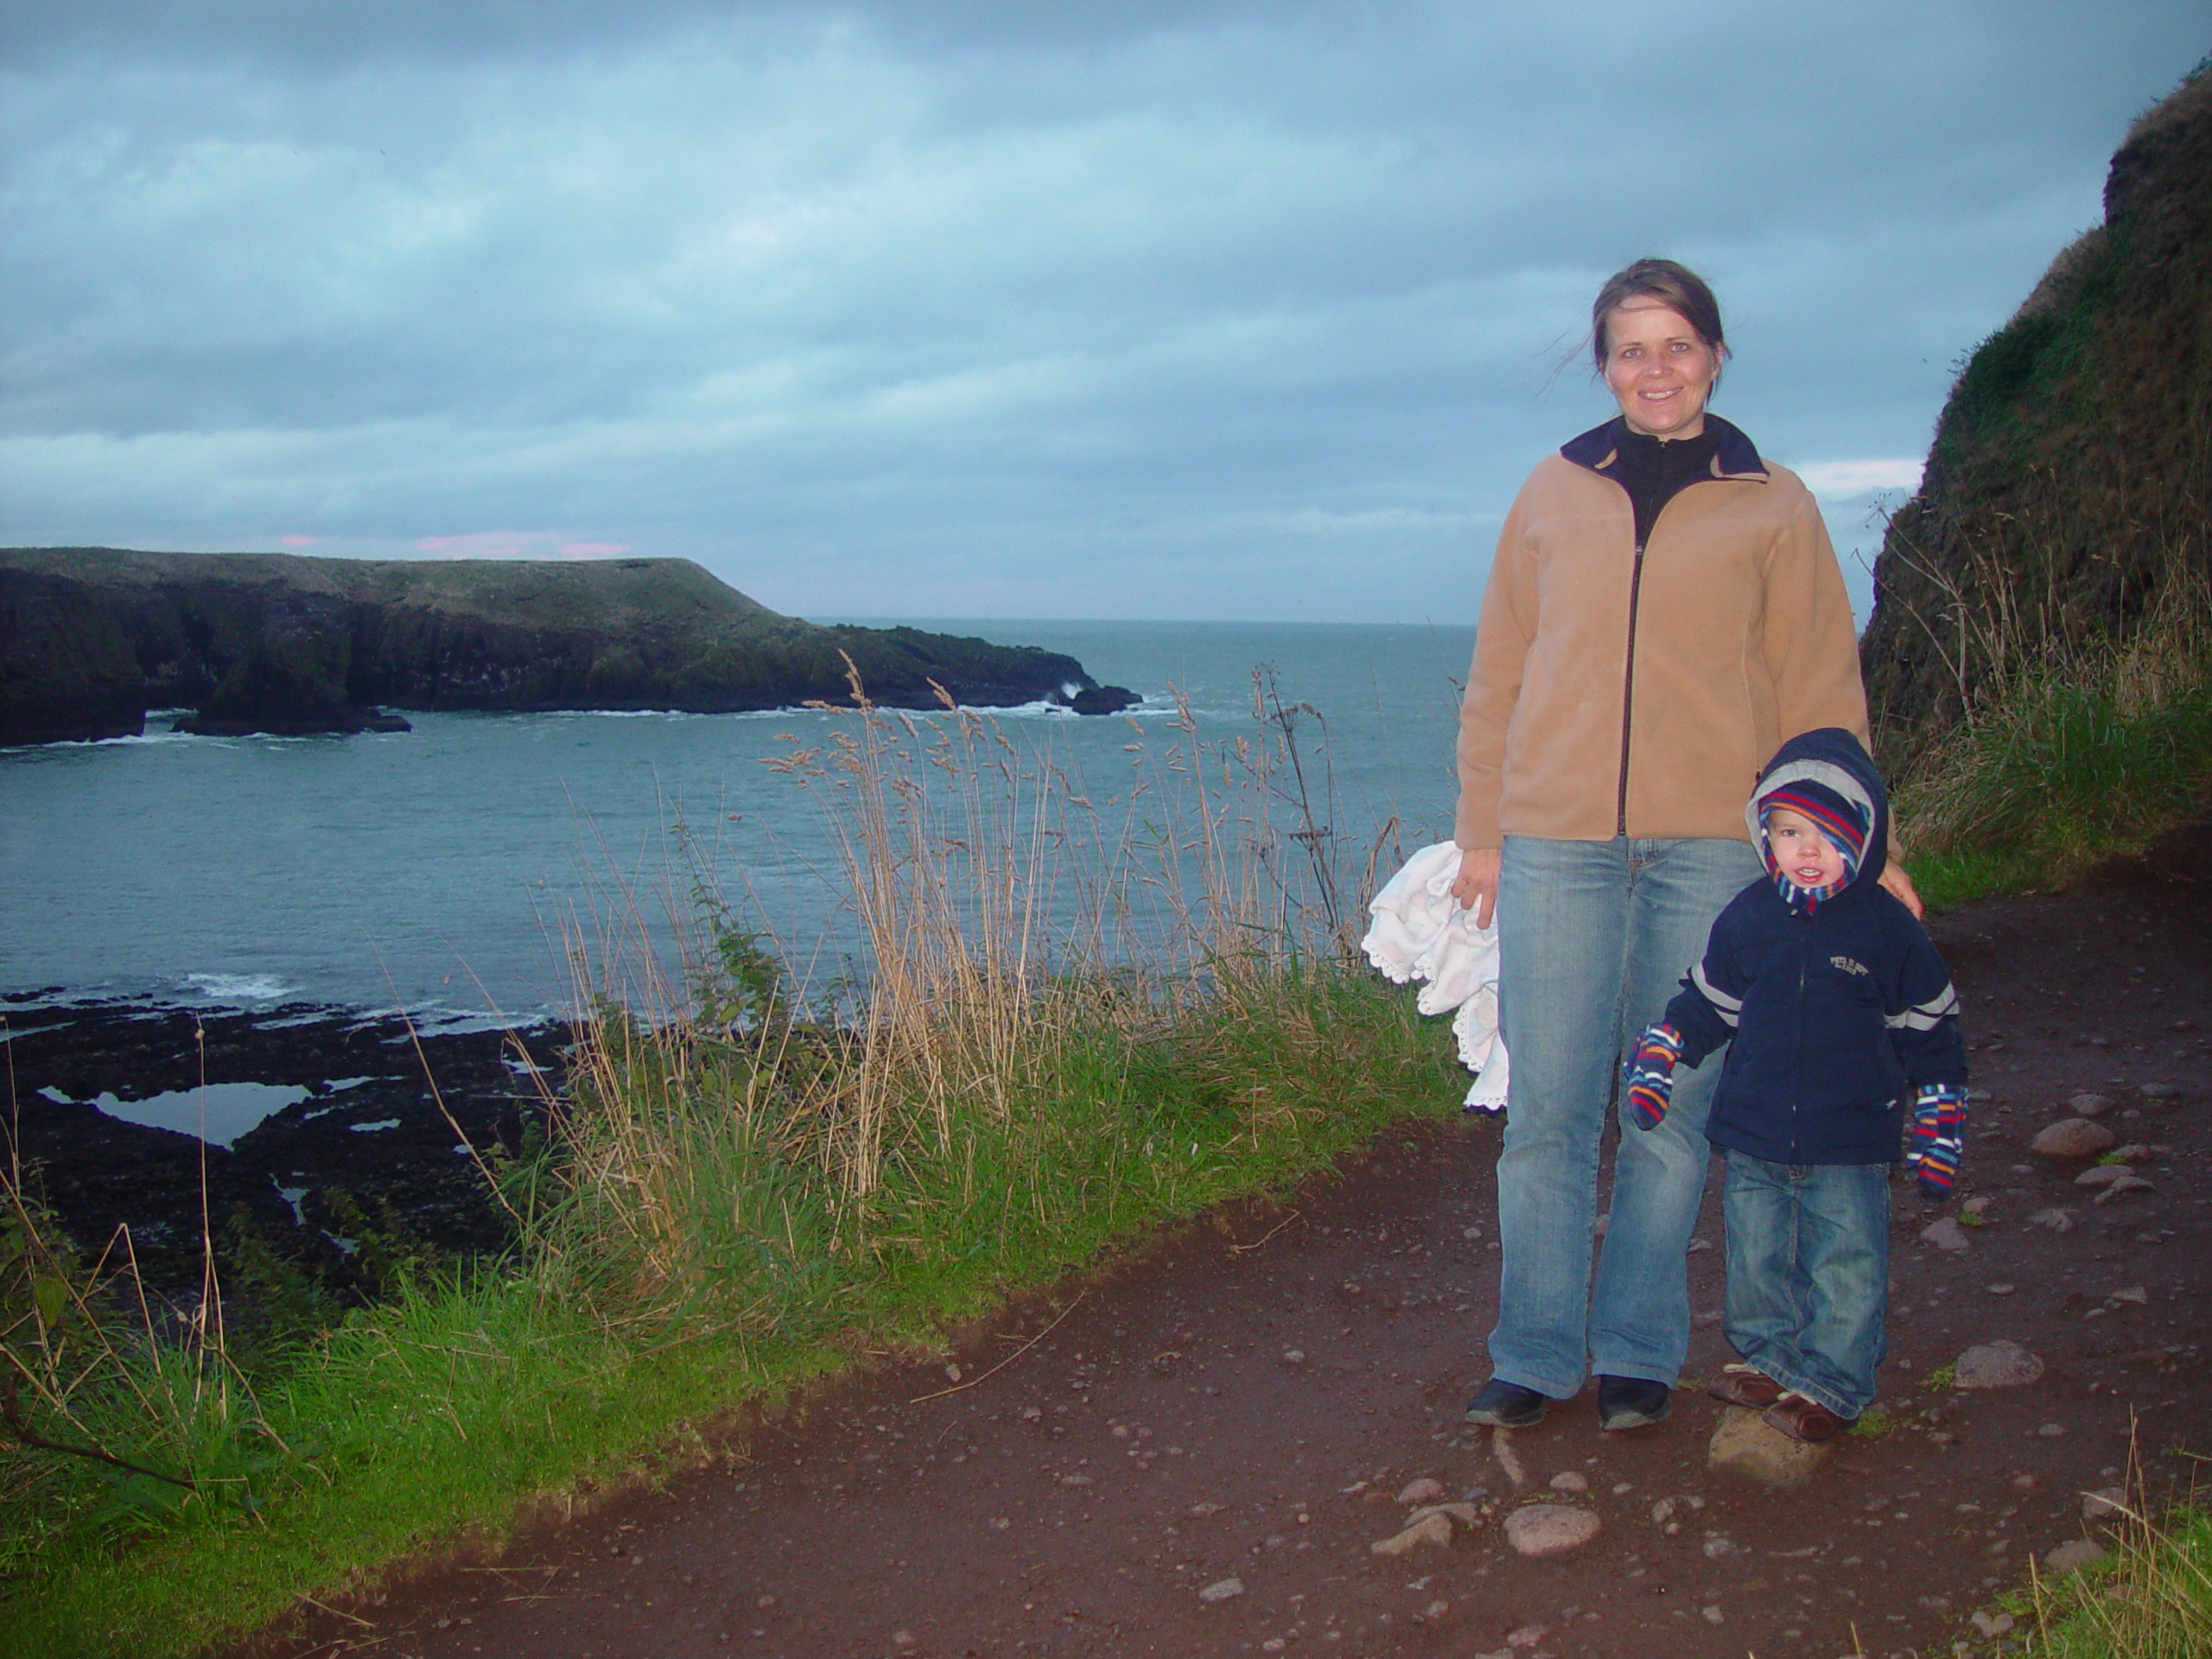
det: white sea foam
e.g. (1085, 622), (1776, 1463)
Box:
(539, 708), (706, 721)
(181, 972), (296, 1003)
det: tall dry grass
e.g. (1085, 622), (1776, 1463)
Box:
(1888, 550), (2212, 900)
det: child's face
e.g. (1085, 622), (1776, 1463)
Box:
(1766, 807), (1847, 889)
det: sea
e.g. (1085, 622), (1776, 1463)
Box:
(2, 621), (1478, 1029)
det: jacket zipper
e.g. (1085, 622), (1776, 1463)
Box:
(1789, 913), (1810, 1162)
(1616, 537), (1648, 836)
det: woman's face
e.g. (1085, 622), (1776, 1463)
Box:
(1602, 299), (1720, 439)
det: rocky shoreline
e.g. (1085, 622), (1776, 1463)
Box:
(2, 993), (569, 1300)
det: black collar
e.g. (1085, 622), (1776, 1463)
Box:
(1560, 414), (1768, 481)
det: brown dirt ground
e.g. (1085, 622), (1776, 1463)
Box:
(232, 842), (2212, 1659)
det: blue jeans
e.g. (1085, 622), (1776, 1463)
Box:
(1489, 834), (1760, 1398)
(1723, 1153), (1891, 1419)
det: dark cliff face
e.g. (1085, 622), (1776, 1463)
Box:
(1859, 63), (2212, 753)
(0, 549), (1135, 743)
(0, 566), (147, 742)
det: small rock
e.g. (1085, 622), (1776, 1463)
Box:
(1962, 1195), (1994, 1217)
(1955, 1340), (2045, 1390)
(1502, 1504), (1601, 1557)
(2028, 1206), (2078, 1233)
(1188, 1501), (1225, 1517)
(1986, 1282), (2016, 1295)
(2010, 1472), (2039, 1494)
(2068, 1092), (2113, 1117)
(2113, 1143), (2155, 1162)
(1371, 1512), (1453, 1555)
(1198, 1576), (1245, 1603)
(2139, 1082), (2178, 1100)
(2093, 1175), (2157, 1205)
(1396, 1477), (1446, 1506)
(1970, 1610), (2017, 1637)
(1920, 1216), (1970, 1251)
(1281, 1349), (1306, 1364)
(1548, 1471), (1588, 1493)
(2107, 1285), (2150, 1306)
(2075, 1165), (2133, 1188)
(1421, 1599), (1449, 1623)
(2037, 1422), (2069, 1438)
(892, 1632), (917, 1649)
(1408, 1502), (1483, 1529)
(1701, 1535), (1738, 1559)
(2083, 1486), (2130, 1522)
(1707, 1407), (1830, 1489)
(1503, 1624), (1549, 1649)
(2032, 1119), (2117, 1160)
(2044, 1540), (2107, 1574)
(1650, 1497), (1675, 1523)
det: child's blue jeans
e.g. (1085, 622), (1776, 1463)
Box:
(1722, 1152), (1891, 1420)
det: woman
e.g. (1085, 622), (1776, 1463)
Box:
(1452, 257), (1919, 1433)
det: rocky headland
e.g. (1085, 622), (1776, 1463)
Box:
(1859, 64), (2211, 743)
(0, 547), (1138, 744)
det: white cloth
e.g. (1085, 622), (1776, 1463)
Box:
(1360, 842), (1510, 1113)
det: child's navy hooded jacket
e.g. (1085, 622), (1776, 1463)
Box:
(1662, 728), (1967, 1166)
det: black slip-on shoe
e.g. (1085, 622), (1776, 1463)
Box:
(1596, 1374), (1673, 1431)
(1464, 1377), (1548, 1428)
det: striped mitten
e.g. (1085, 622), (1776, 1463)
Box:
(1907, 1083), (1966, 1202)
(1623, 1024), (1685, 1132)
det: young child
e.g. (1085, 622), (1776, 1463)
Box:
(1620, 727), (1966, 1444)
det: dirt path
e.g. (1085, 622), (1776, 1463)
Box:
(239, 847), (2212, 1659)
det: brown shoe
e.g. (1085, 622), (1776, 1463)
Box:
(1763, 1390), (1849, 1444)
(1707, 1364), (1784, 1409)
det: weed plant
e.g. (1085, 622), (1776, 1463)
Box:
(0, 663), (1465, 1658)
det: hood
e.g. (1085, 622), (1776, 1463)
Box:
(1745, 727), (1890, 906)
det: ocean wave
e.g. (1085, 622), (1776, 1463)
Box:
(181, 972), (296, 1003)
(535, 708), (709, 721)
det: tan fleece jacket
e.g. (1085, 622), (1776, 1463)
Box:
(1454, 434), (1868, 849)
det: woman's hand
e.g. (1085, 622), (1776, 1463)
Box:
(1878, 861), (1923, 918)
(1451, 846), (1503, 929)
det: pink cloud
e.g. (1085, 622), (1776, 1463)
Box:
(279, 534), (318, 547)
(559, 542), (633, 558)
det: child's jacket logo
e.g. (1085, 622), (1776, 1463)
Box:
(1830, 956), (1869, 977)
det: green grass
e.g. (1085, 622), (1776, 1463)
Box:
(1994, 1504), (2212, 1657)
(1, 964), (1467, 1659)
(1896, 591), (2212, 910)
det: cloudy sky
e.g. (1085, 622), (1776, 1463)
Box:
(2, 3), (2202, 624)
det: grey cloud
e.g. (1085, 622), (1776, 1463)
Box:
(1, 2), (2205, 620)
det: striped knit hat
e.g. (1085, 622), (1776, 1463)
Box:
(1758, 778), (1871, 897)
